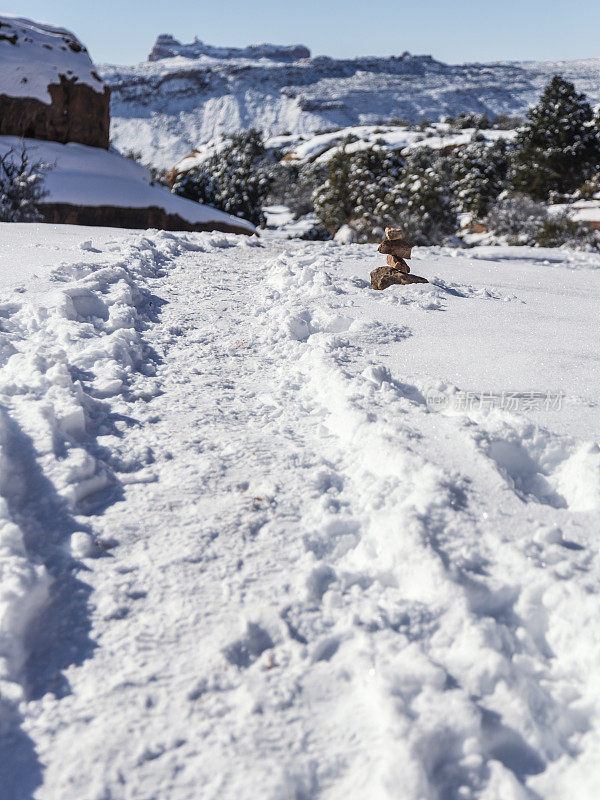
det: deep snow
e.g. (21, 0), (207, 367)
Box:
(0, 224), (599, 799)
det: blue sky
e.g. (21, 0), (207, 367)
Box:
(4, 0), (599, 65)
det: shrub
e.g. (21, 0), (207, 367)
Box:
(267, 162), (325, 219)
(376, 147), (458, 245)
(450, 138), (509, 218)
(446, 111), (490, 131)
(485, 193), (548, 245)
(0, 146), (51, 222)
(313, 146), (404, 241)
(535, 213), (598, 249)
(173, 129), (272, 226)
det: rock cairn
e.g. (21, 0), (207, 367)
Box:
(370, 228), (429, 290)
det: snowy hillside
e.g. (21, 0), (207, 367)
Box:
(1, 223), (599, 798)
(100, 41), (600, 168)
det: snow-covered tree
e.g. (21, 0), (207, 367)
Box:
(313, 146), (403, 241)
(509, 76), (600, 200)
(450, 136), (509, 218)
(173, 129), (272, 226)
(485, 193), (547, 245)
(267, 161), (326, 219)
(376, 147), (458, 245)
(0, 146), (50, 222)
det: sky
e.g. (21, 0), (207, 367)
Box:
(3, 0), (599, 66)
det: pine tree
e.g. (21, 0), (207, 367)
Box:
(0, 146), (50, 222)
(312, 149), (355, 234)
(313, 145), (403, 241)
(509, 76), (600, 200)
(450, 136), (508, 218)
(172, 129), (272, 226)
(377, 147), (458, 245)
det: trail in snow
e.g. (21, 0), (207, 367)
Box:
(0, 227), (599, 799)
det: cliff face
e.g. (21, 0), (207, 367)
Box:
(0, 14), (110, 148)
(0, 76), (110, 148)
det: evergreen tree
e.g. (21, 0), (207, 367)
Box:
(450, 137), (508, 218)
(509, 76), (600, 200)
(313, 149), (355, 234)
(172, 129), (272, 226)
(376, 147), (458, 245)
(313, 146), (403, 241)
(0, 146), (50, 222)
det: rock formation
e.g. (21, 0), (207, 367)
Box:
(149, 34), (310, 63)
(371, 227), (429, 289)
(0, 15), (110, 148)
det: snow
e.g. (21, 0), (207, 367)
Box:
(0, 136), (255, 232)
(0, 13), (105, 103)
(280, 126), (516, 165)
(1, 224), (600, 798)
(549, 200), (600, 226)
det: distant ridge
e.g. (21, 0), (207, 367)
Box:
(101, 39), (600, 169)
(148, 34), (311, 63)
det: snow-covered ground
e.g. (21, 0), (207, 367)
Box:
(1, 224), (599, 799)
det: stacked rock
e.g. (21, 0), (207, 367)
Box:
(370, 228), (429, 290)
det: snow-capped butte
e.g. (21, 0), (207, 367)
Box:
(101, 40), (600, 169)
(0, 13), (104, 104)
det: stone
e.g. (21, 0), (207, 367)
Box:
(0, 78), (110, 148)
(371, 266), (428, 290)
(398, 273), (428, 284)
(386, 254), (410, 273)
(378, 238), (412, 259)
(39, 203), (254, 236)
(385, 227), (405, 240)
(371, 266), (404, 290)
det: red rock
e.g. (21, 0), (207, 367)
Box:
(371, 266), (428, 290)
(39, 203), (255, 236)
(371, 266), (401, 290)
(386, 254), (410, 273)
(0, 16), (110, 148)
(385, 227), (405, 240)
(398, 273), (428, 284)
(378, 238), (412, 259)
(0, 78), (110, 148)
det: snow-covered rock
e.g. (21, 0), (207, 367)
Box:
(0, 13), (109, 148)
(0, 136), (255, 235)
